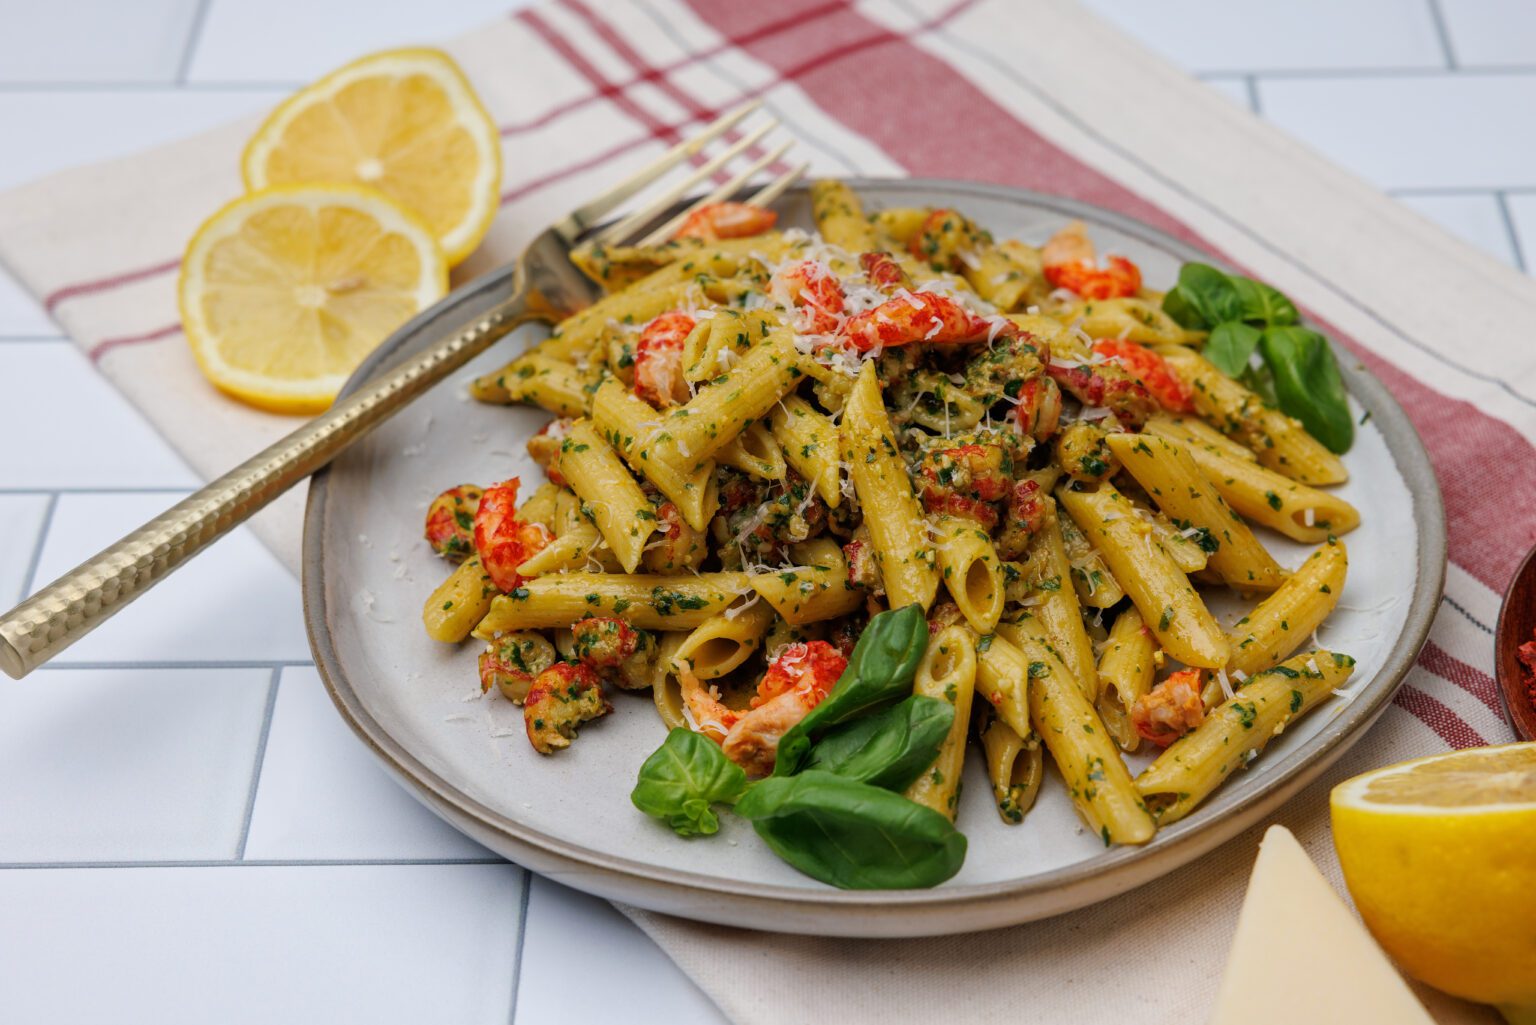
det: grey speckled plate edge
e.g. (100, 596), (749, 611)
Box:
(302, 178), (1447, 938)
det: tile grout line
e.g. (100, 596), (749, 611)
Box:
(1495, 190), (1528, 272)
(1244, 75), (1261, 115)
(234, 666), (283, 860)
(15, 492), (59, 603)
(507, 871), (533, 1025)
(174, 0), (215, 85)
(1424, 0), (1459, 71)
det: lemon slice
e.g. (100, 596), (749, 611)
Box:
(178, 184), (448, 414)
(242, 47), (501, 266)
(1331, 743), (1536, 1022)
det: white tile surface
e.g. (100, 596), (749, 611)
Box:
(1082, 0), (1446, 72)
(0, 666), (270, 862)
(243, 666), (493, 861)
(517, 876), (726, 1025)
(31, 491), (309, 663)
(1258, 74), (1536, 189)
(0, 90), (286, 192)
(0, 269), (57, 337)
(1439, 0), (1536, 67)
(1393, 192), (1519, 265)
(0, 0), (201, 84)
(0, 344), (200, 488)
(188, 0), (540, 83)
(0, 863), (525, 1024)
(0, 493), (50, 604)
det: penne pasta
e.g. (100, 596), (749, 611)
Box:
(1019, 504), (1098, 700)
(976, 707), (1045, 824)
(972, 631), (1033, 740)
(843, 362), (938, 611)
(771, 395), (842, 508)
(422, 555), (498, 643)
(1056, 483), (1229, 669)
(1158, 345), (1347, 486)
(649, 633), (690, 731)
(1168, 431), (1359, 544)
(590, 378), (718, 531)
(1095, 606), (1157, 753)
(1136, 650), (1355, 824)
(810, 179), (879, 253)
(1106, 432), (1286, 592)
(671, 601), (777, 680)
(473, 572), (750, 634)
(1226, 539), (1347, 678)
(468, 352), (595, 416)
(749, 538), (862, 625)
(904, 625), (978, 821)
(555, 420), (656, 573)
(933, 515), (1005, 634)
(715, 421), (787, 481)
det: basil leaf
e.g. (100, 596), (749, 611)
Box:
(734, 770), (967, 889)
(1228, 275), (1299, 327)
(631, 728), (748, 837)
(1162, 263), (1242, 329)
(801, 695), (954, 791)
(1258, 326), (1354, 453)
(773, 604), (929, 777)
(1203, 320), (1263, 377)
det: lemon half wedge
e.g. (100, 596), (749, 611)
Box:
(242, 47), (501, 266)
(1331, 743), (1536, 1023)
(178, 184), (448, 414)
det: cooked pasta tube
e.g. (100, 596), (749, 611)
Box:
(516, 522), (621, 576)
(1136, 649), (1355, 824)
(933, 515), (1004, 634)
(473, 572), (750, 634)
(771, 395), (842, 508)
(646, 332), (806, 473)
(1057, 507), (1125, 609)
(555, 420), (656, 573)
(1056, 297), (1192, 346)
(516, 482), (561, 533)
(972, 632), (1033, 739)
(650, 633), (690, 731)
(671, 600), (776, 680)
(1144, 413), (1256, 465)
(683, 309), (781, 383)
(715, 421), (786, 481)
(1056, 484), (1229, 669)
(810, 179), (879, 252)
(749, 538), (862, 625)
(962, 243), (1036, 311)
(1226, 538), (1347, 678)
(540, 280), (704, 362)
(843, 362), (938, 611)
(591, 379), (717, 531)
(468, 352), (594, 416)
(1169, 433), (1359, 543)
(1009, 613), (1156, 845)
(977, 708), (1045, 824)
(1106, 432), (1286, 592)
(423, 556), (496, 643)
(1157, 345), (1347, 485)
(904, 625), (978, 821)
(1095, 607), (1157, 753)
(1021, 503), (1102, 699)
(873, 206), (930, 246)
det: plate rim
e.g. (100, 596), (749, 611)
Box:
(302, 177), (1447, 936)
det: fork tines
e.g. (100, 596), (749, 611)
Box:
(562, 100), (806, 250)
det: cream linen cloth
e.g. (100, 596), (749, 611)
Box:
(0, 1), (1520, 1021)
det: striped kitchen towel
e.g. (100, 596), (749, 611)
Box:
(0, 1), (1517, 1021)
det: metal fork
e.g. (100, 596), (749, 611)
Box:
(0, 101), (807, 679)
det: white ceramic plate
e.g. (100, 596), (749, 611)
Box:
(304, 179), (1445, 937)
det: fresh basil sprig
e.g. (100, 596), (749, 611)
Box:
(630, 728), (748, 837)
(1162, 262), (1351, 453)
(801, 695), (954, 791)
(1258, 326), (1354, 453)
(773, 604), (929, 777)
(734, 770), (967, 889)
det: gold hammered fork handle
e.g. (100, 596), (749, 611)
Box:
(0, 285), (538, 680)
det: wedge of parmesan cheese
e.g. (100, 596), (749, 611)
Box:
(1209, 825), (1435, 1025)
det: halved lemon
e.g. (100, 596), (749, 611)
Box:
(178, 184), (448, 414)
(1331, 743), (1536, 1022)
(242, 47), (501, 266)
